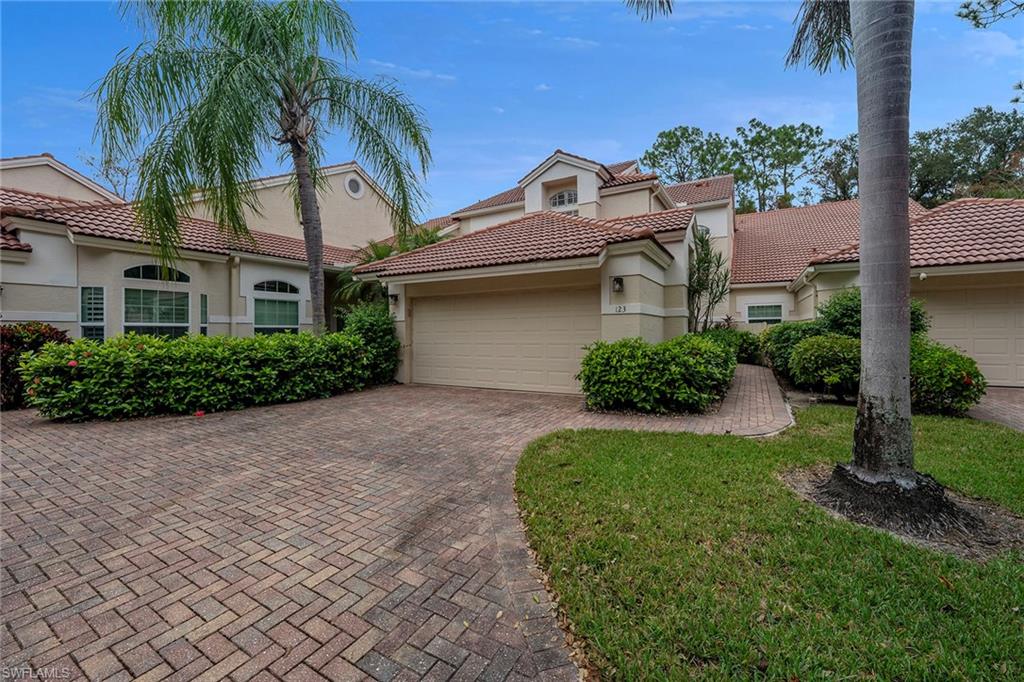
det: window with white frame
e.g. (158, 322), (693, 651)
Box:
(124, 289), (189, 337)
(548, 189), (578, 213)
(80, 287), (105, 340)
(254, 280), (299, 294)
(254, 299), (299, 334)
(746, 303), (783, 324)
(200, 293), (209, 336)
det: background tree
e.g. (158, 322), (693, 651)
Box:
(910, 106), (1024, 206)
(688, 227), (730, 332)
(731, 118), (823, 210)
(808, 133), (859, 201)
(94, 0), (431, 332)
(640, 126), (735, 183)
(79, 152), (139, 198)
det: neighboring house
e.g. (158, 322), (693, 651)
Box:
(355, 150), (1022, 391)
(0, 154), (365, 338)
(354, 150), (716, 393)
(188, 161), (396, 248)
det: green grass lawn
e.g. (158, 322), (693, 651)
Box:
(516, 406), (1024, 680)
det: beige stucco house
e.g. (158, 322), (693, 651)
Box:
(356, 150), (1022, 391)
(1, 154), (396, 338)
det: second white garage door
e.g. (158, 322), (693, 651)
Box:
(411, 286), (600, 393)
(915, 278), (1024, 387)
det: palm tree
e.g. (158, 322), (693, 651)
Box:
(629, 1), (950, 506)
(332, 239), (396, 307)
(787, 1), (919, 487)
(93, 0), (431, 333)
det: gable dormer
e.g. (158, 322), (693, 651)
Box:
(519, 150), (613, 218)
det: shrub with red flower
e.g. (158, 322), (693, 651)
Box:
(1, 322), (71, 410)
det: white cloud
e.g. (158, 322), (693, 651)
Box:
(555, 36), (599, 48)
(535, 83), (553, 92)
(962, 30), (1024, 63)
(367, 58), (456, 82)
(492, 106), (506, 115)
(17, 86), (93, 113)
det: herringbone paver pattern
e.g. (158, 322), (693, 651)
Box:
(1, 364), (789, 680)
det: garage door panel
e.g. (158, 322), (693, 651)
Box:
(918, 282), (1023, 387)
(412, 287), (599, 393)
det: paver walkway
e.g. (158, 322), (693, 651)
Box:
(969, 387), (1024, 432)
(1, 364), (789, 681)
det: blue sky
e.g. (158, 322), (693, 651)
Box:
(2, 1), (1021, 219)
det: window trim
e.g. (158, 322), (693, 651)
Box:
(123, 264), (191, 283)
(253, 280), (300, 295)
(343, 173), (365, 199)
(745, 303), (784, 324)
(79, 285), (106, 340)
(123, 287), (191, 336)
(200, 293), (209, 336)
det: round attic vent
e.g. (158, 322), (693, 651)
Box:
(345, 175), (364, 199)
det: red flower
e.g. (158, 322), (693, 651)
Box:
(67, 360), (78, 367)
(963, 374), (973, 386)
(27, 388), (35, 397)
(194, 410), (206, 418)
(32, 377), (40, 385)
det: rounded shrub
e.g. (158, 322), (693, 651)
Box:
(910, 336), (987, 415)
(697, 327), (762, 365)
(817, 288), (930, 337)
(343, 302), (401, 384)
(758, 320), (824, 380)
(1, 322), (71, 410)
(19, 331), (374, 421)
(577, 335), (736, 414)
(788, 334), (861, 400)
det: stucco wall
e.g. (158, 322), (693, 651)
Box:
(0, 165), (114, 202)
(730, 285), (795, 331)
(190, 170), (393, 249)
(458, 205), (525, 234)
(600, 188), (653, 219)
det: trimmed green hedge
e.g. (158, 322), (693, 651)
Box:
(789, 334), (861, 400)
(817, 288), (930, 337)
(578, 335), (736, 414)
(759, 320), (824, 380)
(786, 333), (987, 415)
(343, 302), (401, 385)
(20, 332), (377, 421)
(1, 322), (71, 410)
(910, 336), (988, 415)
(697, 327), (762, 365)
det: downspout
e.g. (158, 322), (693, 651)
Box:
(229, 256), (240, 336)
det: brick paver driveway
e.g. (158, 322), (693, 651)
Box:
(1, 365), (789, 681)
(969, 387), (1024, 432)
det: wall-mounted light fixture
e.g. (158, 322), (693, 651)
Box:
(388, 293), (400, 304)
(611, 276), (624, 293)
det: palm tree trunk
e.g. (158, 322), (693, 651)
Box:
(849, 0), (915, 480)
(290, 141), (327, 334)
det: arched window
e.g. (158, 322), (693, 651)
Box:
(124, 264), (190, 282)
(253, 280), (299, 294)
(549, 190), (578, 210)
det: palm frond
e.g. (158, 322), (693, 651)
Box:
(786, 0), (853, 73)
(624, 0), (674, 21)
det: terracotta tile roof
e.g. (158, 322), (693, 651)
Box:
(356, 209), (688, 278)
(600, 172), (658, 188)
(611, 207), (695, 234)
(455, 186), (527, 214)
(0, 186), (110, 211)
(0, 187), (359, 265)
(664, 175), (734, 206)
(811, 198), (1024, 269)
(605, 160), (638, 174)
(420, 215), (457, 231)
(1, 223), (32, 252)
(732, 198), (928, 284)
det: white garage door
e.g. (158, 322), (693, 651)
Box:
(918, 282), (1024, 387)
(411, 287), (600, 393)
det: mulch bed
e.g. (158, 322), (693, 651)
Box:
(782, 463), (1024, 561)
